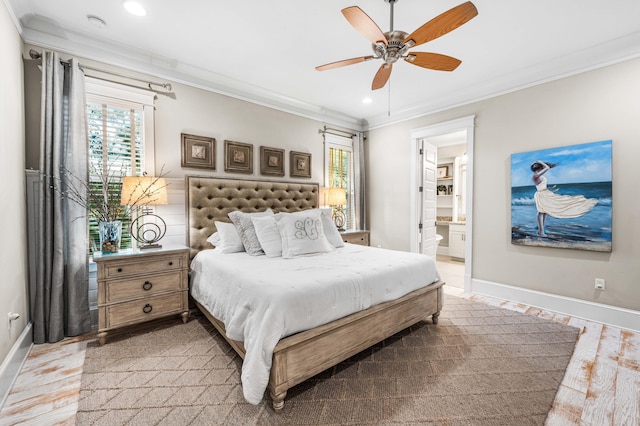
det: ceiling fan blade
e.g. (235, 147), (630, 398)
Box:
(342, 6), (388, 46)
(404, 52), (462, 71)
(404, 1), (478, 48)
(316, 56), (375, 71)
(372, 63), (392, 90)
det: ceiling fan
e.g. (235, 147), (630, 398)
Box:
(316, 0), (478, 90)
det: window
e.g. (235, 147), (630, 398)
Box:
(85, 78), (155, 253)
(324, 133), (355, 230)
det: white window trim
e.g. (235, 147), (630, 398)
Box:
(85, 77), (156, 175)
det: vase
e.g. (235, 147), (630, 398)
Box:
(99, 221), (122, 253)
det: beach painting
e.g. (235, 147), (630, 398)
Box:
(511, 140), (612, 252)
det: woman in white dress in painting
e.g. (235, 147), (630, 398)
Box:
(531, 160), (598, 236)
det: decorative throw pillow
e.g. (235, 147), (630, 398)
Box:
(206, 231), (221, 246)
(275, 209), (334, 258)
(319, 207), (345, 248)
(211, 221), (245, 253)
(228, 209), (274, 256)
(251, 215), (283, 257)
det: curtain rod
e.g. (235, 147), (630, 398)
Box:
(28, 49), (173, 95)
(319, 126), (357, 138)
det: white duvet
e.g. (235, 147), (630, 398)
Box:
(189, 244), (440, 404)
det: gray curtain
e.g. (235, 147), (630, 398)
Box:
(352, 132), (367, 231)
(34, 51), (91, 343)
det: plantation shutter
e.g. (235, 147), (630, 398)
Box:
(324, 134), (355, 231)
(85, 79), (155, 252)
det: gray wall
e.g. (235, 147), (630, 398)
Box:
(368, 58), (640, 312)
(0, 0), (29, 374)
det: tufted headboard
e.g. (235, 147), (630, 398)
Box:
(185, 176), (319, 259)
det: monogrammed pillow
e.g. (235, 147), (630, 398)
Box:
(275, 209), (334, 259)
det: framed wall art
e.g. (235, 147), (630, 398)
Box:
(290, 151), (311, 178)
(224, 140), (254, 174)
(510, 139), (612, 252)
(437, 166), (448, 178)
(260, 146), (285, 177)
(181, 133), (215, 169)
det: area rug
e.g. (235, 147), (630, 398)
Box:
(77, 294), (580, 425)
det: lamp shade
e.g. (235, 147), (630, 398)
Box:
(326, 187), (347, 206)
(120, 176), (168, 206)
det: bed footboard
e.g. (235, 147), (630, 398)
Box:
(196, 280), (443, 412)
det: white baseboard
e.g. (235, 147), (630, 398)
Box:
(0, 323), (33, 410)
(471, 278), (640, 333)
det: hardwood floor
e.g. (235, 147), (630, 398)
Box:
(1, 258), (638, 425)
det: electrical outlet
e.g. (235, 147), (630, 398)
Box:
(595, 278), (605, 290)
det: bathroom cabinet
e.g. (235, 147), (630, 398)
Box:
(449, 223), (466, 259)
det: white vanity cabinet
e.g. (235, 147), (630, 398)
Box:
(449, 223), (466, 259)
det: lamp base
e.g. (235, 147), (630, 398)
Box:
(139, 243), (162, 250)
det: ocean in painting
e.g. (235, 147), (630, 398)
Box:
(511, 181), (612, 251)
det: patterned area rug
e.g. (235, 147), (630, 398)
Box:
(77, 294), (580, 425)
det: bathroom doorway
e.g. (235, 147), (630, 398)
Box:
(409, 116), (474, 293)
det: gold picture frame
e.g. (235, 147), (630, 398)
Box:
(260, 146), (285, 177)
(181, 133), (215, 169)
(224, 140), (254, 174)
(290, 151), (311, 178)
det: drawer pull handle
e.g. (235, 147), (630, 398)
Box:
(143, 304), (153, 314)
(142, 281), (153, 291)
(168, 261), (173, 266)
(117, 268), (123, 273)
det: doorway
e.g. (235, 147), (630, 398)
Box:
(409, 116), (475, 293)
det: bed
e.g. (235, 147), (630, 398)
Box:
(186, 176), (444, 412)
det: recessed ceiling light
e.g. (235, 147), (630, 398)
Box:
(362, 97), (373, 104)
(87, 15), (107, 29)
(123, 1), (146, 16)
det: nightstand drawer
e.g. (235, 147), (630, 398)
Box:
(341, 231), (370, 246)
(105, 292), (185, 329)
(103, 255), (184, 279)
(105, 271), (184, 303)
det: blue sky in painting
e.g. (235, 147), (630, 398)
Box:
(511, 140), (612, 187)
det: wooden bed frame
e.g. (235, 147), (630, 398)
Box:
(185, 176), (444, 412)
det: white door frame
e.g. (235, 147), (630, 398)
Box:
(409, 115), (475, 294)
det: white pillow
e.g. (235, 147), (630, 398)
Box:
(228, 209), (274, 256)
(206, 231), (221, 246)
(211, 221), (244, 253)
(251, 215), (282, 257)
(319, 208), (345, 248)
(275, 209), (334, 259)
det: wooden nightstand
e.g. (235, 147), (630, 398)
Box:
(93, 246), (190, 345)
(340, 230), (370, 246)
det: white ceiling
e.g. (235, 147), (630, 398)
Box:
(7, 0), (640, 130)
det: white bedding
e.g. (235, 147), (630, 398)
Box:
(190, 244), (440, 404)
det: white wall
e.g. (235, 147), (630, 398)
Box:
(0, 0), (29, 396)
(368, 58), (640, 314)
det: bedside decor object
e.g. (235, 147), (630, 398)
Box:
(181, 133), (216, 170)
(290, 151), (311, 178)
(326, 187), (347, 231)
(225, 140), (254, 174)
(437, 166), (448, 178)
(260, 146), (285, 176)
(121, 175), (169, 249)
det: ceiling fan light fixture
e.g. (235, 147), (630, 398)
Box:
(316, 1), (478, 90)
(123, 1), (147, 17)
(362, 97), (373, 104)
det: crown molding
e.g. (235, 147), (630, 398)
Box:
(21, 27), (366, 132)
